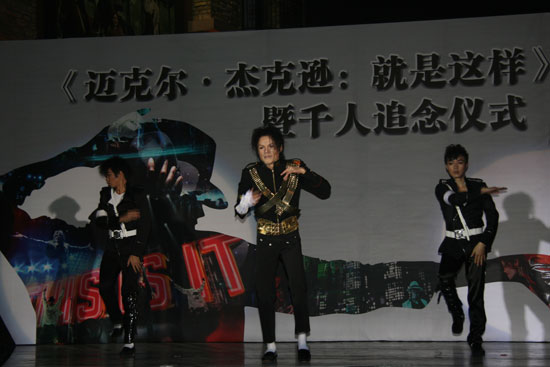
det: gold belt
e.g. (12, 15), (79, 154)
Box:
(257, 216), (299, 236)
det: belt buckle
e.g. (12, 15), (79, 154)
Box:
(112, 230), (123, 239)
(271, 223), (280, 236)
(454, 229), (465, 240)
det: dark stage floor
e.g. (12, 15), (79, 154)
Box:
(3, 341), (550, 366)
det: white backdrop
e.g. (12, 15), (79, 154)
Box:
(0, 13), (549, 343)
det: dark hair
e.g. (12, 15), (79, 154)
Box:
(251, 125), (285, 160)
(99, 156), (132, 180)
(444, 144), (469, 163)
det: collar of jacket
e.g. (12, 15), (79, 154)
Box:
(102, 185), (137, 202)
(446, 176), (472, 190)
(258, 159), (285, 171)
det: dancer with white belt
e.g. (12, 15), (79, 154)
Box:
(435, 144), (505, 357)
(91, 156), (151, 356)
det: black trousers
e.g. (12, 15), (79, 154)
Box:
(256, 231), (310, 343)
(98, 239), (141, 343)
(439, 239), (487, 344)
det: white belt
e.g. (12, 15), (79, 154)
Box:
(445, 227), (483, 240)
(109, 229), (137, 239)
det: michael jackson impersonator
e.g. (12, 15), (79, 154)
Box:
(90, 156), (151, 356)
(435, 144), (505, 357)
(235, 125), (331, 362)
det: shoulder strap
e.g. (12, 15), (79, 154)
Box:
(445, 183), (471, 240)
(249, 167), (273, 198)
(249, 162), (300, 216)
(277, 162), (300, 216)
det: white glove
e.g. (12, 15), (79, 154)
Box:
(235, 189), (255, 215)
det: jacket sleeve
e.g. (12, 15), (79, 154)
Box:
(434, 181), (481, 207)
(132, 190), (151, 257)
(479, 181), (499, 252)
(89, 188), (116, 229)
(298, 160), (331, 200)
(235, 166), (255, 218)
(87, 189), (108, 249)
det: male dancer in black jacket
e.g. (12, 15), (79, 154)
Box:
(435, 144), (505, 356)
(236, 125), (330, 362)
(92, 156), (151, 356)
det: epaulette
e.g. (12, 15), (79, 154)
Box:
(439, 178), (451, 184)
(467, 177), (483, 183)
(466, 177), (485, 187)
(245, 162), (259, 169)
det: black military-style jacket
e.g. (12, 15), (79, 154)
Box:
(235, 158), (331, 223)
(435, 177), (499, 255)
(90, 186), (151, 256)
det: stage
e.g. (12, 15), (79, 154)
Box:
(3, 341), (550, 366)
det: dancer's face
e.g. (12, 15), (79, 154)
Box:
(105, 168), (125, 188)
(257, 135), (282, 169)
(445, 156), (468, 180)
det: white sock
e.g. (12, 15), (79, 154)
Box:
(113, 323), (122, 329)
(266, 342), (277, 353)
(124, 343), (134, 349)
(297, 333), (308, 350)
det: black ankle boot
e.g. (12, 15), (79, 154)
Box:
(451, 313), (465, 335)
(469, 342), (485, 357)
(439, 277), (464, 335)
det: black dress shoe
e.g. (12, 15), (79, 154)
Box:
(261, 351), (277, 362)
(469, 342), (485, 357)
(297, 348), (311, 362)
(451, 313), (464, 335)
(119, 346), (135, 357)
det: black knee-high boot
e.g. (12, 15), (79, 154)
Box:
(123, 291), (139, 344)
(439, 277), (464, 335)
